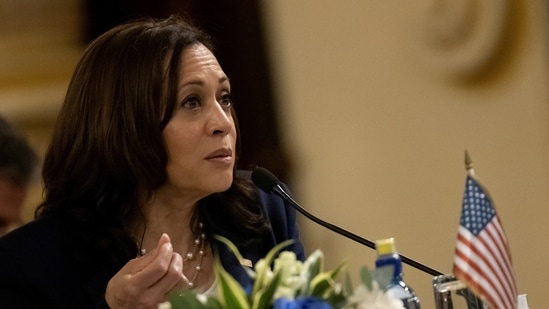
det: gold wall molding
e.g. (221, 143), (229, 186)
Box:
(414, 0), (509, 80)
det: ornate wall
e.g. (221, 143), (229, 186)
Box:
(262, 1), (549, 308)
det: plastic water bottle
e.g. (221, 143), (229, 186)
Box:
(375, 238), (420, 309)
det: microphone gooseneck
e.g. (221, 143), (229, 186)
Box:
(251, 166), (443, 277)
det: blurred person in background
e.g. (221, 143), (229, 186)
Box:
(0, 115), (38, 236)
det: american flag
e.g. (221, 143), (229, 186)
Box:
(453, 175), (518, 309)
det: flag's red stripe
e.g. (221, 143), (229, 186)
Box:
(457, 230), (508, 299)
(484, 224), (512, 276)
(455, 243), (512, 308)
(477, 228), (515, 306)
(491, 217), (513, 264)
(457, 228), (515, 308)
(455, 233), (512, 308)
(454, 248), (510, 308)
(454, 264), (502, 308)
(455, 226), (516, 308)
(480, 222), (517, 303)
(490, 218), (518, 295)
(492, 219), (518, 299)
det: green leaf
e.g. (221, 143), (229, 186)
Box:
(329, 291), (349, 309)
(213, 234), (257, 280)
(309, 259), (347, 296)
(309, 272), (335, 298)
(252, 239), (295, 297)
(263, 239), (296, 265)
(299, 249), (323, 295)
(328, 260), (347, 280)
(308, 259), (347, 302)
(214, 254), (250, 309)
(213, 235), (248, 267)
(344, 272), (354, 296)
(305, 250), (323, 278)
(203, 297), (225, 309)
(360, 267), (373, 291)
(252, 270), (282, 309)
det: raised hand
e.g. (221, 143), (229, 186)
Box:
(105, 233), (187, 309)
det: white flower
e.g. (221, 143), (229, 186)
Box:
(273, 251), (306, 299)
(254, 259), (274, 286)
(158, 301), (172, 309)
(347, 281), (405, 309)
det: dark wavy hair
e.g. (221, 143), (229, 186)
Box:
(35, 15), (269, 271)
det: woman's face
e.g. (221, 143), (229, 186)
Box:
(160, 43), (236, 201)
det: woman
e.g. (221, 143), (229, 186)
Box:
(0, 15), (304, 308)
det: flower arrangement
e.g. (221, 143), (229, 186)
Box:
(161, 236), (404, 309)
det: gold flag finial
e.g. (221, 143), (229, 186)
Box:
(464, 150), (475, 175)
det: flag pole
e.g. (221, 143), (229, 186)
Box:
(464, 150), (475, 176)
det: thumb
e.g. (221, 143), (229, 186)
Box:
(156, 233), (172, 249)
(153, 233), (173, 256)
(141, 233), (172, 260)
(124, 233), (173, 274)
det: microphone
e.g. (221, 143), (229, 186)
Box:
(251, 166), (443, 277)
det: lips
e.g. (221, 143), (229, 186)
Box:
(205, 148), (233, 160)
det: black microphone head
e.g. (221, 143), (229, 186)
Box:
(251, 166), (280, 193)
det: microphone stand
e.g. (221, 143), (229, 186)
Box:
(273, 184), (444, 277)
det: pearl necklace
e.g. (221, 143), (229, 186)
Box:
(138, 222), (206, 288)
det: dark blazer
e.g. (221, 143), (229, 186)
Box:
(0, 187), (305, 309)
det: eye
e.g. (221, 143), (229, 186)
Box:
(182, 96), (201, 110)
(218, 93), (232, 109)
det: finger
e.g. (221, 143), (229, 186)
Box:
(132, 233), (173, 266)
(127, 233), (172, 268)
(131, 234), (176, 289)
(136, 252), (186, 302)
(147, 233), (173, 258)
(152, 252), (188, 296)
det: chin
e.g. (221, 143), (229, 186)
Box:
(215, 170), (234, 192)
(220, 182), (233, 192)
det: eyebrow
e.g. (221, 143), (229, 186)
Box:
(181, 76), (230, 88)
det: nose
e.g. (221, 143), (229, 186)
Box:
(207, 102), (233, 136)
